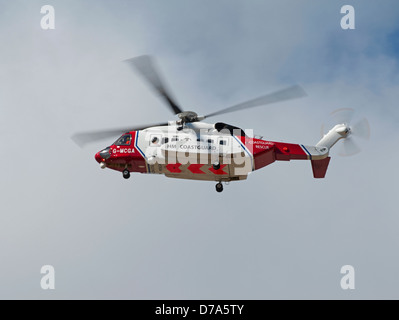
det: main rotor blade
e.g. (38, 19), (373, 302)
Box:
(204, 85), (307, 119)
(71, 122), (169, 147)
(125, 55), (183, 115)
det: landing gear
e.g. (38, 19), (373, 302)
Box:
(212, 161), (220, 170)
(215, 182), (223, 193)
(123, 169), (130, 179)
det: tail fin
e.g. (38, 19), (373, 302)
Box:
(311, 157), (331, 178)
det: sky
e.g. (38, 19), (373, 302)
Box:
(1, 0), (399, 299)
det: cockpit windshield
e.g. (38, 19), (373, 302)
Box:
(114, 134), (132, 146)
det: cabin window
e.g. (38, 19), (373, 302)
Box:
(219, 139), (227, 146)
(150, 134), (161, 146)
(162, 137), (169, 144)
(207, 139), (214, 144)
(114, 134), (132, 146)
(171, 136), (179, 142)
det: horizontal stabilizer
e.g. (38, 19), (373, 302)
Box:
(311, 157), (331, 178)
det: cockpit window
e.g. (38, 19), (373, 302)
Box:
(114, 134), (132, 146)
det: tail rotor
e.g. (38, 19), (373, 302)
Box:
(319, 108), (370, 156)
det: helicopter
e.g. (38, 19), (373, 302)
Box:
(72, 55), (370, 193)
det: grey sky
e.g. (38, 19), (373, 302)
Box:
(1, 0), (399, 299)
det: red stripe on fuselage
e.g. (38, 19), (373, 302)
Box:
(188, 164), (205, 174)
(209, 164), (228, 175)
(166, 163), (182, 173)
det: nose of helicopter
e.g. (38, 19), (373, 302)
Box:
(95, 152), (102, 163)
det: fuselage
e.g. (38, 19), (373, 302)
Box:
(95, 122), (329, 182)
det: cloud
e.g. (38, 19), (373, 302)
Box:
(1, 0), (399, 299)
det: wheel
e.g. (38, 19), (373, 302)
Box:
(123, 169), (130, 179)
(212, 161), (220, 170)
(215, 182), (223, 193)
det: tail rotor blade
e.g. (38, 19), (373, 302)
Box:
(330, 108), (354, 125)
(351, 118), (370, 140)
(322, 108), (371, 156)
(339, 137), (361, 156)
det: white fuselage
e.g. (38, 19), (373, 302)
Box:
(135, 122), (253, 181)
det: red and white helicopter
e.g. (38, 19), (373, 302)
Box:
(73, 56), (370, 192)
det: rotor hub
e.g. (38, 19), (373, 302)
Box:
(178, 111), (198, 123)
